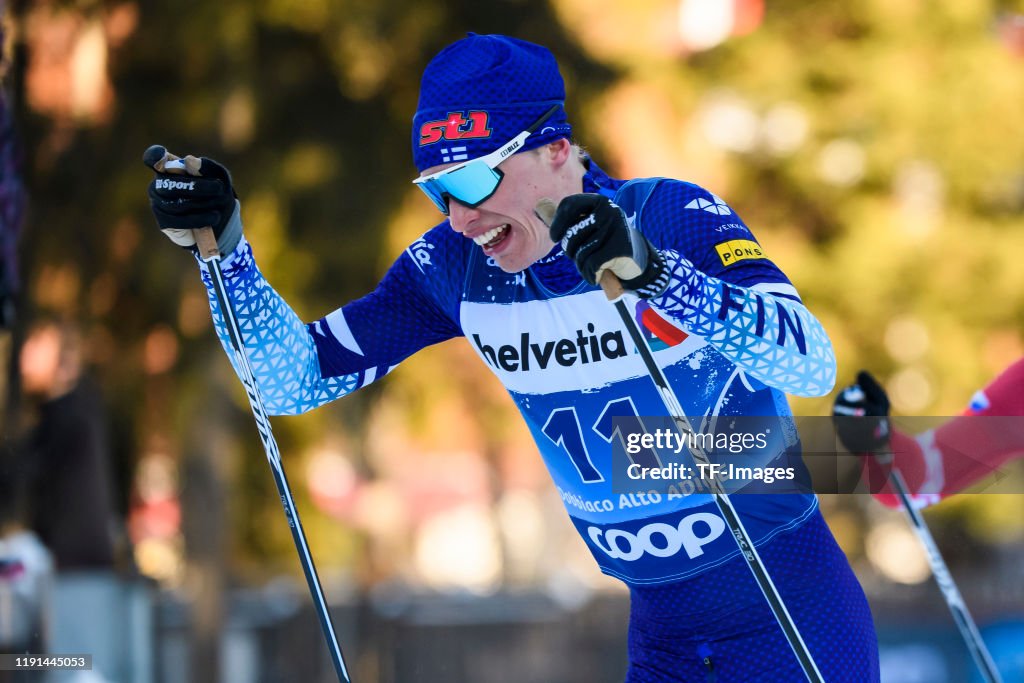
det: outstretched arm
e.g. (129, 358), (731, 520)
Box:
(834, 360), (1024, 507)
(198, 238), (364, 415)
(144, 149), (469, 417)
(198, 232), (464, 416)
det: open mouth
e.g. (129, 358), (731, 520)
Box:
(473, 224), (511, 251)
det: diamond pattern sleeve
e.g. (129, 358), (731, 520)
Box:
(197, 226), (466, 416)
(198, 238), (364, 415)
(647, 248), (837, 397)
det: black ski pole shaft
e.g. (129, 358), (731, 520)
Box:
(879, 455), (1001, 683)
(153, 150), (353, 682)
(536, 199), (824, 683)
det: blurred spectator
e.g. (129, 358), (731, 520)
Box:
(19, 318), (119, 569)
(17, 318), (128, 683)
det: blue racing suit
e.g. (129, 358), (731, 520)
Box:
(198, 159), (879, 681)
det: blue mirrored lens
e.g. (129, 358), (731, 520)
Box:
(418, 161), (503, 214)
(418, 184), (450, 214)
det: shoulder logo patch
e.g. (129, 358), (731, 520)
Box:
(684, 193), (732, 215)
(714, 239), (765, 266)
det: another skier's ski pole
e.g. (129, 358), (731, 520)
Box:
(875, 451), (1002, 683)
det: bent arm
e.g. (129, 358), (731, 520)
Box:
(622, 179), (835, 397)
(648, 249), (836, 397)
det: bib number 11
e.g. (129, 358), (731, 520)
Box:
(541, 397), (662, 484)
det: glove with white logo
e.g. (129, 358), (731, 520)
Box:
(549, 194), (670, 298)
(145, 146), (242, 254)
(832, 370), (891, 453)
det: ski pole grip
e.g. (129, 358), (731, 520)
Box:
(534, 197), (558, 227)
(144, 145), (221, 260)
(598, 269), (625, 300)
(535, 197), (626, 301)
(191, 227), (220, 260)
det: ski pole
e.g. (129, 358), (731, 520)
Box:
(536, 199), (825, 683)
(145, 146), (353, 683)
(874, 450), (1002, 683)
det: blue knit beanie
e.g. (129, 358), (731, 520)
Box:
(412, 34), (572, 172)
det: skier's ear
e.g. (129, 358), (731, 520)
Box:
(541, 138), (574, 168)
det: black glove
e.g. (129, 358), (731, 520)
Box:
(145, 149), (241, 254)
(548, 194), (670, 298)
(832, 370), (891, 453)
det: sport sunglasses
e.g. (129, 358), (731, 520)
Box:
(413, 104), (561, 215)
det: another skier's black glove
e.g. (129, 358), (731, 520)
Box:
(144, 145), (242, 254)
(548, 193), (670, 298)
(832, 370), (891, 453)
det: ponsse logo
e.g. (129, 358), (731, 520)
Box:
(473, 324), (627, 372)
(715, 239), (765, 267)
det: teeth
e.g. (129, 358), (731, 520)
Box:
(473, 224), (508, 246)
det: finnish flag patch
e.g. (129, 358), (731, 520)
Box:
(441, 147), (468, 163)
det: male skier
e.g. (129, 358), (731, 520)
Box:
(148, 34), (879, 682)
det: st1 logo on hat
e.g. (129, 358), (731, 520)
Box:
(419, 111), (493, 145)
